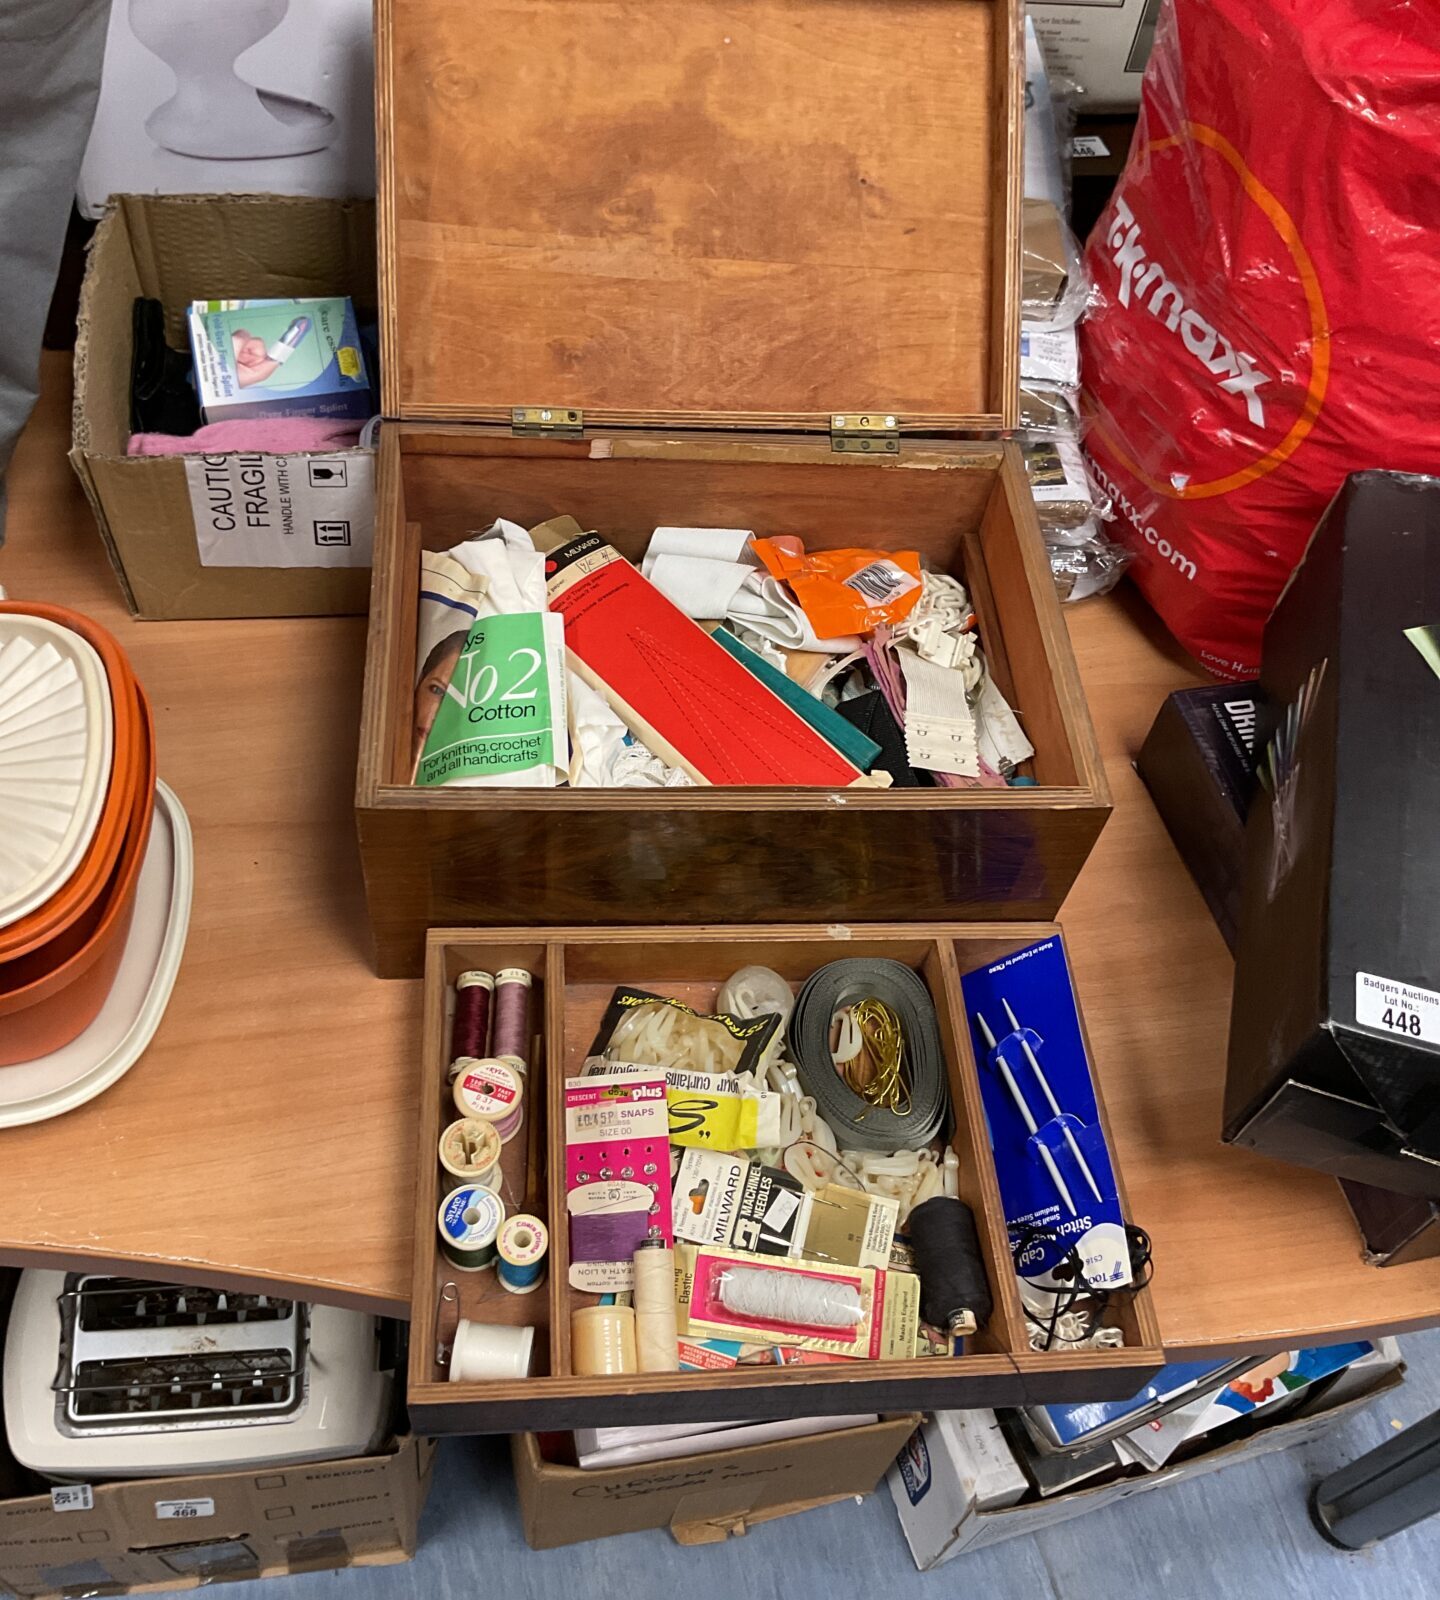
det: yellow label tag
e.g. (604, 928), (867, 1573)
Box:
(337, 345), (362, 379)
(666, 1086), (759, 1150)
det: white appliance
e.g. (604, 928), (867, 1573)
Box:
(129, 0), (336, 160)
(3, 1271), (393, 1479)
(77, 0), (374, 216)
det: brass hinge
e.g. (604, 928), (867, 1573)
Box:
(511, 406), (584, 438)
(830, 412), (900, 454)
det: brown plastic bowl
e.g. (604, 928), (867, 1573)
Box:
(0, 602), (145, 963)
(0, 681), (156, 1065)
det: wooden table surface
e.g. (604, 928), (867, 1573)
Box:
(2, 356), (1438, 1350)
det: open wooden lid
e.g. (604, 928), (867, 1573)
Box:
(377, 0), (1022, 434)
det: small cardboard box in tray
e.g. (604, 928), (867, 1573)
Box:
(356, 0), (1111, 975)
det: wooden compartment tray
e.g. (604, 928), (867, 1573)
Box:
(408, 924), (1163, 1435)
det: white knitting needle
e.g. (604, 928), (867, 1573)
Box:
(975, 1012), (1076, 1218)
(1002, 997), (1105, 1205)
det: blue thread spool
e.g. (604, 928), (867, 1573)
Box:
(497, 1214), (549, 1295)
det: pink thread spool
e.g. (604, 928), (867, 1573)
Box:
(491, 969), (533, 1069)
(452, 1057), (525, 1143)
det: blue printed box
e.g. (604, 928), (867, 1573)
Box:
(961, 937), (1131, 1290)
(187, 296), (371, 423)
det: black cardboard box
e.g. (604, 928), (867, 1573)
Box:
(1137, 681), (1440, 1262)
(1136, 684), (1261, 951)
(1224, 472), (1440, 1197)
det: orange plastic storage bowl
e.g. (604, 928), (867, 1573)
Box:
(0, 681), (156, 1066)
(0, 602), (146, 964)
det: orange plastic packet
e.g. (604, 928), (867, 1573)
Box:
(752, 537), (924, 639)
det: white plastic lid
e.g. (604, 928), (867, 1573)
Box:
(0, 616), (114, 928)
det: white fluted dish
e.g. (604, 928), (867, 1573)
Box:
(0, 780), (192, 1126)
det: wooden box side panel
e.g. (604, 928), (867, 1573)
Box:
(358, 804), (1108, 978)
(981, 452), (1108, 796)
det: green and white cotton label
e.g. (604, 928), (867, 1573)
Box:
(416, 612), (568, 787)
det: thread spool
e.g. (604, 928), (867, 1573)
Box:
(718, 1265), (864, 1329)
(437, 1184), (505, 1272)
(448, 1318), (534, 1382)
(491, 969), (533, 1068)
(497, 1214), (549, 1295)
(571, 1304), (637, 1376)
(906, 1196), (993, 1337)
(438, 1118), (502, 1189)
(632, 1239), (679, 1372)
(569, 1208), (654, 1264)
(450, 970), (494, 1062)
(452, 1057), (525, 1143)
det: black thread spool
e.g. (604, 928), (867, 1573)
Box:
(907, 1196), (994, 1338)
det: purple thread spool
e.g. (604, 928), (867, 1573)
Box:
(570, 1208), (655, 1264)
(451, 971), (494, 1063)
(492, 969), (533, 1069)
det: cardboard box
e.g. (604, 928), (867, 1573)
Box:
(890, 1347), (1404, 1568)
(1341, 1179), (1440, 1268)
(71, 193), (378, 619)
(1136, 680), (1440, 1265)
(1029, 0), (1161, 111)
(1136, 683), (1263, 952)
(1225, 473), (1440, 1197)
(512, 1414), (919, 1549)
(0, 1436), (434, 1599)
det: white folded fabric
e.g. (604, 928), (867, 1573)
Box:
(445, 518), (547, 615)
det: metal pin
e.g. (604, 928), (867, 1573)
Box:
(975, 1011), (1076, 1218)
(1001, 997), (1105, 1206)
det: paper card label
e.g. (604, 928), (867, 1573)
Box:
(156, 1498), (215, 1520)
(1019, 323), (1080, 388)
(185, 453), (374, 568)
(51, 1484), (93, 1513)
(416, 613), (566, 786)
(842, 560), (921, 608)
(1356, 972), (1440, 1043)
(1071, 134), (1110, 159)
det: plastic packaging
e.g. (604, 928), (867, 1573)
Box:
(752, 538), (924, 640)
(1081, 0), (1440, 678)
(1018, 22), (1129, 603)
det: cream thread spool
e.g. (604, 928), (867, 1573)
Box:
(496, 1214), (549, 1295)
(451, 1057), (525, 1143)
(571, 1304), (637, 1376)
(632, 1238), (679, 1372)
(438, 1118), (503, 1189)
(448, 1319), (534, 1382)
(437, 1184), (505, 1272)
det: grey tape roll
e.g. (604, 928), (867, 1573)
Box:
(788, 959), (948, 1151)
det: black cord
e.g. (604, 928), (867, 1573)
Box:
(1010, 1221), (1154, 1351)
